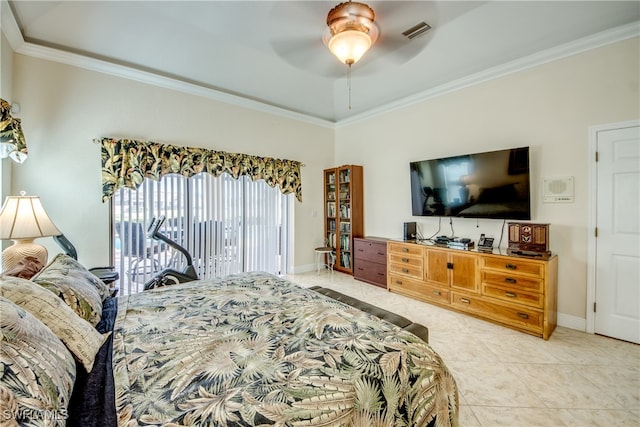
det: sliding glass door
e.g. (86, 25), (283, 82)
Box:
(112, 172), (291, 294)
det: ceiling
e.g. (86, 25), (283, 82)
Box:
(5, 1), (640, 125)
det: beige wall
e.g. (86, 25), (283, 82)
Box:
(11, 55), (334, 270)
(7, 36), (639, 326)
(334, 37), (640, 322)
(1, 32), (14, 204)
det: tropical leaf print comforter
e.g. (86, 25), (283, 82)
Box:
(113, 272), (458, 426)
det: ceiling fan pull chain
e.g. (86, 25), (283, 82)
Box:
(347, 65), (352, 110)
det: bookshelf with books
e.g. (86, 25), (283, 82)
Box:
(324, 165), (363, 274)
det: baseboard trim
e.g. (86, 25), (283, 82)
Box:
(290, 264), (317, 275)
(557, 313), (586, 332)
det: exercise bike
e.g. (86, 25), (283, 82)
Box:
(143, 216), (198, 290)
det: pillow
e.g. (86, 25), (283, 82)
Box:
(0, 297), (76, 425)
(0, 275), (110, 371)
(32, 254), (109, 326)
(2, 255), (44, 279)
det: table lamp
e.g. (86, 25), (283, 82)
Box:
(0, 192), (60, 271)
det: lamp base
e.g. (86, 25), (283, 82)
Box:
(1, 239), (48, 272)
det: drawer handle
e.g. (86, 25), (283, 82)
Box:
(377, 272), (385, 276)
(505, 263), (518, 270)
(395, 280), (403, 285)
(460, 298), (470, 304)
(402, 268), (409, 273)
(402, 247), (409, 252)
(447, 262), (454, 269)
(517, 312), (529, 320)
(402, 257), (409, 263)
(357, 267), (364, 271)
(433, 290), (441, 296)
(505, 291), (517, 298)
(357, 248), (364, 252)
(505, 278), (517, 284)
(377, 252), (385, 256)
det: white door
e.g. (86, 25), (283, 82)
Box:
(594, 124), (640, 344)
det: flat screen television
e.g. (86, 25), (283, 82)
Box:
(410, 147), (531, 219)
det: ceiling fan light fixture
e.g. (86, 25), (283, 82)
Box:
(324, 1), (378, 66)
(328, 29), (372, 65)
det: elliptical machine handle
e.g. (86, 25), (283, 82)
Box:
(147, 216), (166, 239)
(145, 216), (194, 268)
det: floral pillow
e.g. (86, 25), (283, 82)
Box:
(32, 254), (109, 326)
(0, 296), (76, 426)
(0, 275), (110, 371)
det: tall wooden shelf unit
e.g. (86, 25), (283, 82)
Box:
(324, 165), (364, 274)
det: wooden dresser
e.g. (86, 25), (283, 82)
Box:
(353, 237), (388, 288)
(387, 240), (558, 339)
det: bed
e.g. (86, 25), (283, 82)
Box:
(1, 254), (459, 427)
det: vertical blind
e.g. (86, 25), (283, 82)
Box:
(112, 172), (291, 295)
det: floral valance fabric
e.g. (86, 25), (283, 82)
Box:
(99, 137), (302, 202)
(0, 98), (28, 163)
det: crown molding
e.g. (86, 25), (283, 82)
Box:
(1, 0), (22, 49)
(335, 20), (640, 127)
(15, 41), (336, 129)
(0, 1), (334, 129)
(2, 0), (638, 129)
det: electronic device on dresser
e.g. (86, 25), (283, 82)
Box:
(507, 222), (551, 258)
(477, 233), (494, 251)
(434, 235), (452, 245)
(447, 238), (474, 250)
(403, 222), (417, 240)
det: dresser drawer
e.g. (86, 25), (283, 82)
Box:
(388, 242), (423, 257)
(389, 261), (423, 279)
(481, 271), (544, 293)
(481, 256), (544, 277)
(451, 292), (543, 332)
(354, 258), (387, 286)
(482, 284), (544, 308)
(388, 274), (450, 305)
(354, 239), (387, 264)
(389, 252), (423, 268)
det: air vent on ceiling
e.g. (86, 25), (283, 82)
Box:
(402, 21), (431, 39)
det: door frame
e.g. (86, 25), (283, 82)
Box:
(586, 119), (640, 334)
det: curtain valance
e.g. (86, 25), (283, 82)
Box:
(0, 98), (28, 163)
(98, 137), (303, 202)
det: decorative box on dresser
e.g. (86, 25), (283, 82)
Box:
(387, 240), (558, 339)
(353, 237), (388, 288)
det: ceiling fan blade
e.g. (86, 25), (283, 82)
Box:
(270, 36), (320, 58)
(377, 30), (432, 60)
(268, 1), (329, 35)
(266, 1), (435, 78)
(370, 1), (434, 18)
(267, 1), (349, 78)
(270, 36), (344, 78)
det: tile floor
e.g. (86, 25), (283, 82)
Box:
(285, 270), (640, 427)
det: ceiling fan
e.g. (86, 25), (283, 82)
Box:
(268, 1), (434, 79)
(323, 1), (380, 66)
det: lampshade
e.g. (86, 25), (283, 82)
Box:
(327, 30), (372, 65)
(0, 193), (60, 271)
(0, 98), (28, 164)
(324, 1), (378, 66)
